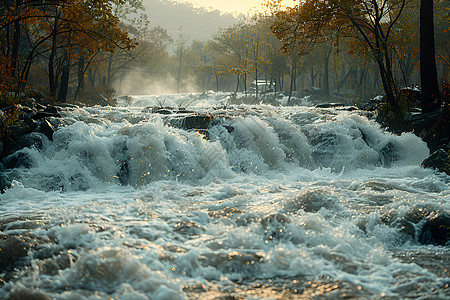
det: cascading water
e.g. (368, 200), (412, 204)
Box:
(0, 92), (449, 299)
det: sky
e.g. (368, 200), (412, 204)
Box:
(179, 0), (298, 15)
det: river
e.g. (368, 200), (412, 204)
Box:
(0, 92), (449, 299)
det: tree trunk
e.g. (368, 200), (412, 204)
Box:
(215, 71), (219, 92)
(420, 0), (441, 113)
(48, 27), (58, 98)
(11, 0), (21, 83)
(107, 54), (113, 88)
(177, 47), (183, 93)
(288, 54), (297, 105)
(78, 54), (85, 91)
(324, 49), (332, 101)
(58, 57), (70, 103)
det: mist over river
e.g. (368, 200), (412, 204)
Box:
(1, 92), (449, 299)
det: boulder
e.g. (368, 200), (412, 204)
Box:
(32, 105), (61, 120)
(418, 213), (450, 246)
(38, 119), (55, 141)
(3, 151), (34, 169)
(421, 149), (448, 172)
(182, 115), (212, 130)
(22, 113), (38, 132)
(9, 119), (33, 139)
(0, 235), (29, 272)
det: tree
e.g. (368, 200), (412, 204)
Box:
(175, 26), (187, 93)
(0, 0), (136, 101)
(272, 0), (410, 110)
(420, 0), (441, 113)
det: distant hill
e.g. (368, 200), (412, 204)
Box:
(142, 0), (239, 42)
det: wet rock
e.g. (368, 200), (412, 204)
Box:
(0, 170), (10, 193)
(32, 105), (60, 120)
(421, 149), (448, 172)
(9, 120), (33, 139)
(405, 107), (442, 133)
(315, 103), (345, 108)
(170, 114), (215, 139)
(149, 107), (173, 114)
(0, 235), (28, 272)
(22, 113), (38, 131)
(17, 132), (49, 150)
(3, 151), (34, 169)
(361, 96), (383, 111)
(418, 213), (450, 246)
(379, 141), (398, 167)
(181, 115), (212, 130)
(38, 119), (55, 141)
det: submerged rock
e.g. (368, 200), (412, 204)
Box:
(419, 213), (450, 246)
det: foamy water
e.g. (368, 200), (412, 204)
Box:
(0, 92), (449, 299)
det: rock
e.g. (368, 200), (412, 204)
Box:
(315, 103), (345, 108)
(405, 107), (442, 132)
(31, 105), (61, 120)
(0, 235), (28, 272)
(418, 213), (450, 246)
(16, 132), (49, 150)
(22, 113), (38, 132)
(32, 110), (61, 120)
(9, 120), (33, 139)
(361, 97), (382, 111)
(0, 170), (10, 193)
(44, 105), (59, 114)
(421, 149), (448, 172)
(3, 151), (34, 169)
(172, 114), (213, 130)
(2, 132), (48, 158)
(379, 141), (398, 167)
(151, 107), (173, 114)
(38, 119), (55, 141)
(399, 87), (421, 107)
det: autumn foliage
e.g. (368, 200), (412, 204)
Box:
(0, 0), (136, 104)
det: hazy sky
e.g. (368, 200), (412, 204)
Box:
(180, 0), (297, 14)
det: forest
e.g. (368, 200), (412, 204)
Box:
(0, 0), (448, 110)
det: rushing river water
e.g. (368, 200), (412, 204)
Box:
(1, 92), (449, 299)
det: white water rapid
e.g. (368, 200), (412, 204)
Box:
(0, 92), (449, 299)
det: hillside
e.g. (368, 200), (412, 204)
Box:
(142, 0), (239, 42)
